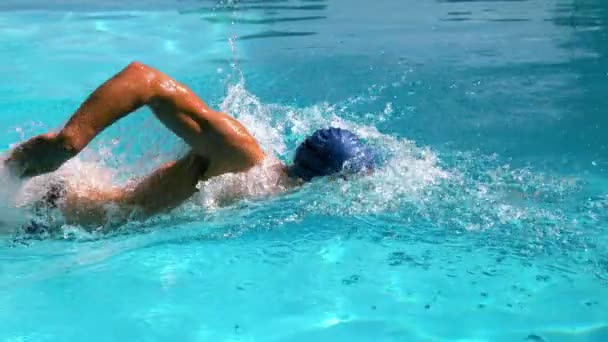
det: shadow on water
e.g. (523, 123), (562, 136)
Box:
(0, 0), (327, 12)
(179, 4), (327, 15)
(235, 30), (316, 40)
(71, 14), (141, 21)
(181, 0), (328, 42)
(203, 15), (326, 24)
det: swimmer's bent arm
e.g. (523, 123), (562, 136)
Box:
(5, 61), (264, 179)
(60, 151), (208, 226)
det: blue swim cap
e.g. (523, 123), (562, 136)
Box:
(289, 127), (375, 181)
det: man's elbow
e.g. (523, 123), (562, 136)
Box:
(124, 61), (149, 73)
(122, 61), (159, 83)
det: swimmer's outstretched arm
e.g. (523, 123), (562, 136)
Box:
(5, 61), (264, 179)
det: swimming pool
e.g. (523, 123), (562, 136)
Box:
(1, 0), (607, 340)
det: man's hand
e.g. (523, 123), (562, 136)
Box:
(4, 132), (78, 178)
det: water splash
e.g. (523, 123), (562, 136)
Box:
(215, 81), (449, 215)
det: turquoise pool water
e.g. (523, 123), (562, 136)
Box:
(1, 0), (607, 340)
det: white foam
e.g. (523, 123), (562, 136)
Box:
(195, 156), (289, 209)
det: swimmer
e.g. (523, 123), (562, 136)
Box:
(3, 62), (374, 227)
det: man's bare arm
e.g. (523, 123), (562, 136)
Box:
(5, 61), (264, 178)
(3, 62), (267, 226)
(61, 152), (209, 227)
(5, 62), (161, 178)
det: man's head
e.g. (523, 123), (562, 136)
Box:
(288, 127), (375, 181)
